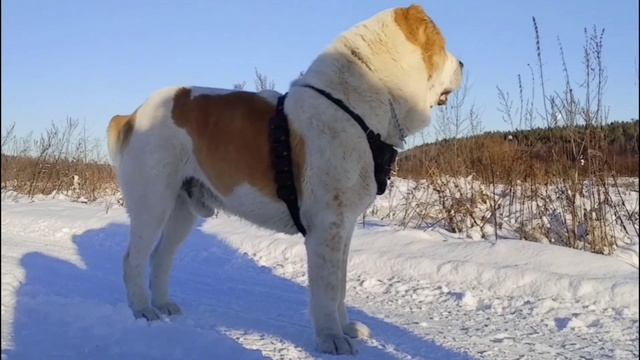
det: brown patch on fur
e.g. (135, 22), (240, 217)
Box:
(171, 87), (306, 199)
(108, 113), (136, 154)
(394, 5), (446, 78)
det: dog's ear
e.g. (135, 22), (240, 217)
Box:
(394, 5), (446, 77)
(395, 5), (430, 44)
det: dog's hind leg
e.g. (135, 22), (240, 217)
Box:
(123, 197), (173, 321)
(121, 158), (181, 321)
(150, 192), (197, 316)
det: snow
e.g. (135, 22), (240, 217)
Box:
(2, 195), (638, 359)
(369, 177), (640, 262)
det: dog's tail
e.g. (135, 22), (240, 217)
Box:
(107, 114), (135, 167)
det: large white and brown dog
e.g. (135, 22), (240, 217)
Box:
(108, 5), (462, 355)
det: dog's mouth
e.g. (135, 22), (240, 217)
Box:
(437, 89), (452, 106)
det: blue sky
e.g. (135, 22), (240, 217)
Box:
(2, 0), (638, 143)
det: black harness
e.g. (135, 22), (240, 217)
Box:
(269, 85), (398, 236)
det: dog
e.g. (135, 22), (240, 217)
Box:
(107, 4), (462, 355)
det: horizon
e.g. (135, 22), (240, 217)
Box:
(2, 1), (639, 148)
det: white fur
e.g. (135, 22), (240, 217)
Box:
(109, 7), (462, 355)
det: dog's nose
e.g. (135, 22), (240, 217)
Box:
(458, 60), (464, 69)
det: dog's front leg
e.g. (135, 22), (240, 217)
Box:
(337, 224), (372, 340)
(305, 215), (358, 355)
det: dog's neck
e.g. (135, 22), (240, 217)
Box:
(295, 9), (432, 148)
(294, 71), (408, 148)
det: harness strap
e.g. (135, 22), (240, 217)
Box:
(302, 85), (374, 139)
(302, 85), (398, 195)
(269, 94), (307, 235)
(269, 86), (399, 236)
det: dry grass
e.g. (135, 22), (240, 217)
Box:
(1, 118), (118, 202)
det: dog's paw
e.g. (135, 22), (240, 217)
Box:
(316, 333), (358, 355)
(343, 321), (371, 339)
(132, 306), (162, 321)
(153, 301), (182, 316)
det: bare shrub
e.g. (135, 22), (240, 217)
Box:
(1, 119), (118, 202)
(254, 68), (275, 91)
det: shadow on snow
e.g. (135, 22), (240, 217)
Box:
(6, 221), (474, 359)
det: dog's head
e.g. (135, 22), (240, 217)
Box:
(297, 4), (463, 144)
(390, 5), (463, 134)
(394, 5), (463, 105)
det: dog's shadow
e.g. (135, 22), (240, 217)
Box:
(5, 221), (474, 359)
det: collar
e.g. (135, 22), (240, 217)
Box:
(388, 99), (407, 147)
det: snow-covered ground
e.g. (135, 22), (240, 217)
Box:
(2, 194), (638, 359)
(370, 177), (639, 262)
